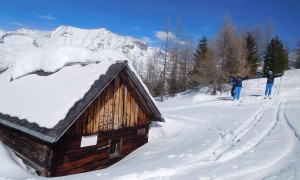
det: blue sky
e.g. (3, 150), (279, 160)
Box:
(1, 0), (299, 49)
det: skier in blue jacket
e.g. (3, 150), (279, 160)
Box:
(258, 70), (283, 98)
(228, 74), (249, 100)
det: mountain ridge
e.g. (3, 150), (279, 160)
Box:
(0, 26), (162, 72)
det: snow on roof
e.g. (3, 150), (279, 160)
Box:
(0, 46), (127, 128)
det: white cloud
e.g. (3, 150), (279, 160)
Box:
(40, 14), (55, 20)
(141, 37), (152, 43)
(154, 31), (176, 41)
(11, 22), (25, 27)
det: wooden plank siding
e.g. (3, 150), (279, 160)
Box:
(68, 75), (150, 136)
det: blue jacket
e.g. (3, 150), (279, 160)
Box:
(231, 78), (236, 86)
(229, 76), (249, 87)
(258, 72), (283, 84)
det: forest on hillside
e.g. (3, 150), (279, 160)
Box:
(135, 15), (300, 100)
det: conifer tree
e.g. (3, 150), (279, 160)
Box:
(296, 39), (300, 69)
(217, 15), (240, 74)
(193, 35), (208, 72)
(245, 32), (259, 76)
(263, 36), (288, 73)
(168, 71), (178, 96)
(153, 73), (165, 97)
(190, 35), (209, 89)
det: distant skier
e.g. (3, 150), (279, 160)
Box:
(258, 70), (284, 99)
(228, 74), (249, 101)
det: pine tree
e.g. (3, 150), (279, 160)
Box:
(296, 39), (300, 69)
(168, 71), (178, 96)
(190, 35), (209, 89)
(245, 32), (259, 76)
(153, 73), (165, 98)
(193, 35), (208, 73)
(263, 36), (288, 73)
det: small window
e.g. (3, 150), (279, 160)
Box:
(109, 138), (122, 159)
(137, 128), (146, 135)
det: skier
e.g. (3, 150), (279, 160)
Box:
(258, 70), (284, 99)
(228, 74), (249, 101)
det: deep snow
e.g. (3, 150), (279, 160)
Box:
(0, 48), (127, 128)
(1, 69), (300, 179)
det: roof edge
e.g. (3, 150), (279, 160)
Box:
(0, 118), (55, 143)
(123, 64), (164, 122)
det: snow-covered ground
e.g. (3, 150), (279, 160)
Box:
(1, 69), (300, 180)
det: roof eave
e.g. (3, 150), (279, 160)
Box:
(0, 118), (55, 143)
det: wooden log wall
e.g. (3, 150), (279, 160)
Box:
(0, 124), (54, 176)
(68, 75), (150, 136)
(55, 125), (149, 176)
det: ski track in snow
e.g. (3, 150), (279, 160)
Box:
(215, 100), (279, 163)
(152, 85), (300, 179)
(220, 99), (297, 180)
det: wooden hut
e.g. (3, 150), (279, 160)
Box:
(0, 60), (164, 177)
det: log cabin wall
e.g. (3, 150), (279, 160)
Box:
(54, 72), (152, 176)
(0, 124), (54, 176)
(54, 125), (149, 176)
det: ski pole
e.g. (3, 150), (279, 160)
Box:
(277, 76), (282, 95)
(258, 77), (260, 94)
(242, 79), (248, 97)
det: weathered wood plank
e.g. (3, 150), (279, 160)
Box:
(99, 95), (104, 131)
(94, 96), (100, 132)
(123, 86), (128, 128)
(113, 77), (120, 130)
(108, 83), (114, 131)
(103, 87), (108, 131)
(126, 90), (131, 127)
(119, 83), (124, 128)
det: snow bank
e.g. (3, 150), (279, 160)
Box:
(10, 46), (125, 80)
(0, 141), (35, 179)
(282, 69), (300, 77)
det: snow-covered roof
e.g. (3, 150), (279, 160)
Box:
(0, 46), (163, 143)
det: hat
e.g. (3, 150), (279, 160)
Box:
(237, 73), (241, 76)
(268, 70), (272, 75)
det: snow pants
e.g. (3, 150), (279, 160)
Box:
(233, 87), (242, 100)
(265, 83), (273, 97)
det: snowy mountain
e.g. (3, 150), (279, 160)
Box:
(0, 26), (162, 72)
